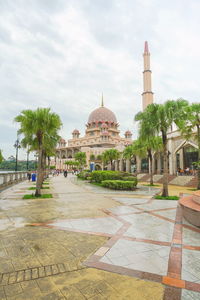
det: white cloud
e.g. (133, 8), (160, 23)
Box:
(0, 0), (200, 159)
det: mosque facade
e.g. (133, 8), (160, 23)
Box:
(54, 96), (132, 170)
(54, 42), (198, 175)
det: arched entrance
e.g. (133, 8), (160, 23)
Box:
(183, 146), (198, 169)
(95, 164), (102, 170)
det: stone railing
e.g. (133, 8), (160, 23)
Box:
(0, 172), (28, 190)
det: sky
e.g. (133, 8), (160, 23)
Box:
(0, 0), (200, 160)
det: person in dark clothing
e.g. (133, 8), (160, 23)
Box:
(64, 170), (68, 177)
(27, 172), (31, 181)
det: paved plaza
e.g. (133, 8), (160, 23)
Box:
(0, 175), (200, 299)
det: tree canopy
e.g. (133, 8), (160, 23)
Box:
(15, 108), (62, 196)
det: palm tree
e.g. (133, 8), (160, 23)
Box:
(75, 152), (86, 170)
(135, 99), (188, 196)
(102, 149), (120, 170)
(177, 103), (200, 189)
(0, 149), (4, 164)
(132, 137), (162, 185)
(90, 154), (95, 161)
(123, 145), (136, 173)
(15, 108), (62, 196)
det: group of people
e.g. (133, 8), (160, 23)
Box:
(177, 167), (195, 176)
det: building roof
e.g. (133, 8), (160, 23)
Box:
(88, 106), (117, 124)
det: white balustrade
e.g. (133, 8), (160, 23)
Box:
(0, 172), (28, 189)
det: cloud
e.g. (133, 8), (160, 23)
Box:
(0, 0), (200, 159)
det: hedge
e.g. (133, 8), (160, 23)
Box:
(90, 171), (136, 183)
(77, 170), (91, 180)
(102, 180), (137, 190)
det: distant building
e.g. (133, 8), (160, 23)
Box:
(54, 96), (132, 170)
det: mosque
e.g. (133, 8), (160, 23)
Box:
(55, 95), (133, 171)
(54, 42), (198, 178)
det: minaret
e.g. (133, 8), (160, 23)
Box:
(142, 41), (153, 110)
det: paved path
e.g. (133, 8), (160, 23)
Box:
(0, 175), (199, 299)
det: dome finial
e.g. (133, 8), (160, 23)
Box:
(101, 93), (104, 107)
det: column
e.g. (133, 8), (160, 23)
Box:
(179, 149), (184, 169)
(136, 156), (141, 173)
(115, 160), (119, 171)
(126, 160), (131, 173)
(119, 159), (123, 171)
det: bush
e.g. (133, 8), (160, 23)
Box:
(123, 176), (138, 183)
(101, 180), (137, 190)
(77, 170), (91, 180)
(90, 171), (136, 183)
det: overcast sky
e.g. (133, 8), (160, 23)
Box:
(0, 0), (200, 160)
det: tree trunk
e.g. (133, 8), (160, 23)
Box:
(162, 132), (169, 197)
(148, 149), (153, 185)
(197, 125), (200, 190)
(35, 147), (43, 197)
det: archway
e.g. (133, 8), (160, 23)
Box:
(95, 164), (102, 170)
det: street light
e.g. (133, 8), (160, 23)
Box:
(14, 135), (21, 171)
(26, 149), (29, 170)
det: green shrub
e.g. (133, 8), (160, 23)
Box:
(90, 171), (136, 183)
(123, 176), (138, 183)
(101, 180), (137, 190)
(77, 170), (91, 180)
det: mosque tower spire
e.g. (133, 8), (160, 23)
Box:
(142, 41), (154, 110)
(101, 93), (104, 107)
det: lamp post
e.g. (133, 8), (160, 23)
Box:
(26, 149), (29, 170)
(14, 135), (20, 171)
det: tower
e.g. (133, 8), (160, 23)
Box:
(142, 41), (153, 110)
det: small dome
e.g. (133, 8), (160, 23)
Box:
(125, 130), (132, 135)
(60, 138), (65, 143)
(72, 129), (80, 134)
(88, 106), (117, 124)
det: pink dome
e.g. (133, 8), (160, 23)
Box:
(88, 106), (117, 124)
(72, 129), (80, 134)
(60, 138), (65, 142)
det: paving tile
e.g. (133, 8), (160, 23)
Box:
(154, 209), (177, 220)
(138, 200), (178, 211)
(112, 197), (150, 205)
(49, 217), (122, 235)
(107, 205), (138, 215)
(182, 249), (200, 282)
(122, 213), (174, 242)
(183, 228), (200, 247)
(100, 239), (170, 276)
(182, 289), (200, 299)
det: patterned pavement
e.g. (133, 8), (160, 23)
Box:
(0, 175), (200, 299)
(33, 189), (200, 300)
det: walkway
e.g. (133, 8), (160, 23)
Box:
(0, 175), (199, 299)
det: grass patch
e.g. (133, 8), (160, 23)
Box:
(154, 195), (179, 200)
(29, 187), (50, 190)
(23, 194), (53, 199)
(143, 184), (160, 187)
(90, 182), (103, 187)
(187, 188), (197, 191)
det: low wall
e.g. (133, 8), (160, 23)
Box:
(0, 172), (27, 190)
